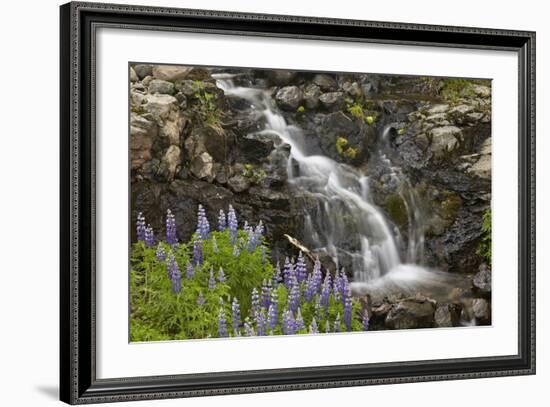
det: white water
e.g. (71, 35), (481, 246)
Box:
(216, 78), (446, 295)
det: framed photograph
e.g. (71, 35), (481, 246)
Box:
(60, 1), (535, 404)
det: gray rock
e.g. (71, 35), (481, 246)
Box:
(342, 81), (362, 98)
(144, 94), (179, 121)
(319, 92), (345, 111)
(130, 113), (156, 169)
(275, 86), (304, 110)
(427, 104), (450, 114)
(184, 126), (233, 163)
(434, 303), (462, 327)
(429, 126), (462, 159)
(472, 263), (492, 297)
(130, 67), (138, 82)
(161, 145), (181, 181)
(303, 84), (321, 109)
(190, 151), (214, 180)
(472, 85), (491, 98)
(472, 298), (491, 324)
(467, 153), (491, 180)
(152, 65), (192, 81)
(228, 174), (251, 193)
(266, 70), (296, 86)
(240, 133), (277, 163)
(313, 74), (338, 91)
(384, 295), (436, 329)
(174, 79), (197, 96)
(148, 79), (175, 95)
(133, 64), (153, 79)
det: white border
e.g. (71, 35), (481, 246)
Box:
(96, 28), (518, 379)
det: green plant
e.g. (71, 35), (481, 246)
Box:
(476, 208), (492, 264)
(335, 136), (359, 160)
(296, 105), (305, 113)
(192, 80), (221, 126)
(242, 164), (267, 185)
(440, 78), (476, 102)
(345, 97), (377, 125)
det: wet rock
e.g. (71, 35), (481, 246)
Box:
(472, 263), (491, 298)
(319, 92), (345, 111)
(303, 84), (321, 109)
(190, 151), (214, 181)
(434, 303), (462, 327)
(266, 70), (296, 86)
(313, 74), (338, 91)
(275, 86), (304, 110)
(228, 174), (251, 193)
(384, 295), (436, 329)
(152, 65), (192, 81)
(148, 79), (175, 95)
(133, 64), (153, 79)
(239, 133), (277, 163)
(174, 79), (197, 97)
(472, 298), (491, 324)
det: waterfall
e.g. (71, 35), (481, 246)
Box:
(216, 77), (432, 289)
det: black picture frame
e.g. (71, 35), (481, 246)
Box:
(60, 1), (536, 404)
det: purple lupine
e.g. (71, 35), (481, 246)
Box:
(362, 311), (370, 331)
(218, 209), (227, 231)
(167, 254), (181, 293)
(260, 279), (271, 310)
(243, 318), (255, 336)
(250, 288), (260, 318)
(295, 252), (307, 283)
(192, 237), (203, 265)
(144, 225), (155, 247)
(309, 317), (319, 334)
(282, 309), (296, 335)
(196, 205), (210, 240)
(156, 244), (166, 262)
(267, 303), (278, 331)
(165, 209), (177, 245)
(288, 277), (301, 313)
(333, 272), (343, 301)
(311, 259), (323, 293)
(256, 308), (267, 336)
(314, 296), (322, 321)
(305, 274), (315, 302)
(227, 204), (238, 243)
(320, 272), (332, 312)
(231, 297), (241, 333)
(247, 221), (264, 252)
(217, 267), (226, 283)
(218, 307), (229, 338)
(136, 212), (146, 241)
(185, 262), (194, 279)
(283, 257), (295, 289)
(334, 313), (341, 333)
(340, 271), (350, 305)
(295, 308), (305, 332)
(197, 291), (205, 306)
(208, 267), (216, 290)
(343, 294), (353, 332)
(212, 235), (219, 254)
(232, 242), (241, 257)
(272, 261), (282, 287)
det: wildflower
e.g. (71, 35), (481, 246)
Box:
(196, 204), (210, 240)
(243, 317), (255, 336)
(295, 252), (307, 283)
(272, 261), (282, 287)
(193, 237), (203, 265)
(261, 279), (271, 310)
(267, 302), (278, 331)
(256, 308), (267, 336)
(217, 267), (226, 283)
(251, 288), (260, 318)
(343, 294), (352, 332)
(288, 277), (300, 313)
(309, 318), (319, 334)
(334, 313), (341, 333)
(320, 272), (332, 312)
(282, 309), (296, 335)
(227, 204), (238, 243)
(185, 262), (194, 279)
(167, 254), (181, 293)
(197, 291), (205, 306)
(232, 243), (241, 257)
(283, 257), (295, 288)
(295, 308), (305, 332)
(155, 244), (166, 262)
(333, 272), (343, 301)
(314, 296), (322, 321)
(304, 274), (315, 302)
(231, 297), (241, 333)
(362, 311), (370, 331)
(218, 209), (227, 231)
(144, 225), (155, 247)
(340, 271), (350, 305)
(136, 212), (146, 241)
(218, 307), (228, 338)
(208, 267), (216, 290)
(165, 209), (177, 245)
(212, 235), (219, 254)
(311, 259), (322, 293)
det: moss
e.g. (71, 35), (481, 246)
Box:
(440, 192), (462, 221)
(296, 105), (305, 113)
(366, 115), (375, 125)
(335, 136), (359, 160)
(476, 208), (491, 264)
(242, 163), (266, 185)
(384, 194), (408, 227)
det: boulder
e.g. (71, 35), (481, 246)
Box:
(384, 295), (436, 329)
(472, 298), (491, 324)
(148, 79), (175, 95)
(144, 94), (179, 122)
(130, 113), (157, 169)
(184, 126), (233, 163)
(133, 64), (153, 79)
(152, 65), (193, 81)
(228, 174), (251, 193)
(275, 86), (304, 111)
(319, 92), (345, 111)
(434, 303), (462, 327)
(266, 70), (296, 86)
(160, 145), (181, 181)
(303, 84), (321, 109)
(130, 67), (138, 82)
(429, 126), (462, 159)
(472, 263), (492, 297)
(190, 151), (214, 181)
(239, 133), (278, 163)
(313, 74), (338, 91)
(342, 81), (362, 98)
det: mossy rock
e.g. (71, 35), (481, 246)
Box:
(384, 194), (408, 228)
(440, 192), (462, 221)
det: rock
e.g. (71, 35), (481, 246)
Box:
(148, 79), (175, 95)
(472, 263), (491, 297)
(239, 133), (277, 163)
(130, 67), (138, 82)
(130, 113), (157, 169)
(303, 84), (321, 109)
(313, 74), (338, 91)
(467, 153), (491, 180)
(190, 151), (214, 180)
(472, 298), (491, 324)
(174, 79), (197, 96)
(427, 104), (450, 114)
(184, 126), (233, 163)
(429, 126), (462, 159)
(152, 65), (193, 81)
(133, 64), (153, 79)
(160, 145), (181, 181)
(434, 303), (462, 327)
(319, 92), (345, 111)
(472, 85), (491, 98)
(384, 295), (436, 329)
(266, 70), (296, 86)
(275, 86), (304, 110)
(159, 115), (185, 145)
(228, 174), (251, 193)
(144, 94), (179, 121)
(342, 81), (362, 98)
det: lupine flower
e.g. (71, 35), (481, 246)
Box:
(217, 267), (226, 283)
(288, 277), (301, 313)
(333, 272), (343, 301)
(283, 257), (295, 289)
(362, 311), (370, 331)
(250, 288), (260, 318)
(320, 272), (332, 312)
(231, 297), (241, 333)
(232, 243), (241, 257)
(314, 296), (322, 321)
(282, 309), (296, 335)
(334, 313), (341, 333)
(193, 237), (203, 265)
(256, 308), (267, 336)
(155, 244), (166, 262)
(295, 308), (305, 332)
(340, 271), (350, 305)
(218, 307), (229, 338)
(165, 209), (177, 245)
(212, 235), (219, 254)
(295, 252), (307, 283)
(196, 205), (210, 240)
(243, 221), (251, 234)
(272, 261), (282, 287)
(309, 318), (319, 334)
(343, 294), (353, 332)
(227, 205), (238, 243)
(144, 225), (155, 247)
(267, 303), (278, 331)
(197, 291), (205, 306)
(185, 262), (194, 279)
(167, 254), (181, 293)
(136, 212), (146, 241)
(311, 259), (323, 293)
(260, 279), (271, 310)
(305, 274), (315, 302)
(208, 267), (216, 290)
(243, 317), (255, 336)
(218, 209), (227, 231)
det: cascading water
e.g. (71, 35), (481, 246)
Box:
(216, 76), (451, 296)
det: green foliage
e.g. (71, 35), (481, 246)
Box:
(192, 80), (221, 126)
(345, 96), (377, 125)
(440, 78), (476, 102)
(242, 164), (267, 185)
(335, 136), (359, 159)
(296, 105), (305, 113)
(477, 208), (492, 264)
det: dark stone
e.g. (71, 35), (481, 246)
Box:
(472, 298), (491, 325)
(384, 295), (436, 329)
(313, 74), (338, 91)
(266, 70), (296, 86)
(275, 86), (304, 111)
(434, 303), (463, 327)
(472, 263), (491, 298)
(238, 132), (277, 163)
(319, 92), (345, 111)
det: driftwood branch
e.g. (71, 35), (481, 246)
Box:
(283, 234), (318, 264)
